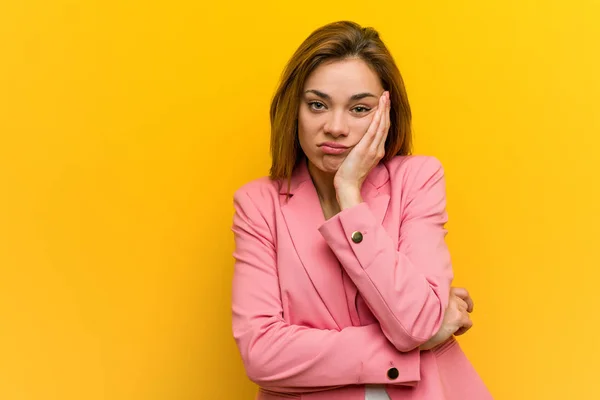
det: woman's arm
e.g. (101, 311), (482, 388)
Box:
(320, 156), (453, 352)
(231, 189), (420, 394)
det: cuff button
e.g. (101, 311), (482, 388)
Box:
(351, 231), (363, 243)
(387, 367), (399, 380)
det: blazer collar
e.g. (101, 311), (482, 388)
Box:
(280, 158), (390, 197)
(279, 159), (391, 329)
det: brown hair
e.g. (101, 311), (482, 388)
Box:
(269, 20), (413, 182)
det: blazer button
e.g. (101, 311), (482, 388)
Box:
(351, 231), (363, 243)
(387, 367), (399, 380)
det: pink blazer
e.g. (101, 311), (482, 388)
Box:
(231, 155), (492, 400)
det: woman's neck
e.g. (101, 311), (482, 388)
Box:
(307, 161), (340, 218)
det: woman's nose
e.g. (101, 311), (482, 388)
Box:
(324, 111), (350, 138)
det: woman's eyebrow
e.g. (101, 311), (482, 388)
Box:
(304, 89), (378, 101)
(349, 92), (377, 101)
(304, 89), (331, 100)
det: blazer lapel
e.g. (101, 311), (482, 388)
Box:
(279, 160), (391, 328)
(362, 161), (392, 227)
(280, 162), (351, 329)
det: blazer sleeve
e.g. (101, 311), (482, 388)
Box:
(318, 156), (453, 352)
(231, 187), (421, 394)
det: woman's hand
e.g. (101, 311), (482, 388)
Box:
(419, 287), (474, 351)
(334, 91), (390, 209)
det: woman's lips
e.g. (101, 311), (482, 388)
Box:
(319, 142), (349, 155)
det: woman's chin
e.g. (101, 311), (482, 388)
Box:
(319, 157), (344, 174)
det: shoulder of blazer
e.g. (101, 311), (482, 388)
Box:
(233, 176), (282, 229)
(234, 174), (281, 201)
(384, 154), (445, 190)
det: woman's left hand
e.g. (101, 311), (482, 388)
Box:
(334, 91), (390, 209)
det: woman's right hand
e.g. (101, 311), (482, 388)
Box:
(419, 287), (474, 351)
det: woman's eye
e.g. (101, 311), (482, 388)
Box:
(308, 101), (326, 111)
(352, 106), (371, 113)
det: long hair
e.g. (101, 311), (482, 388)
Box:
(269, 20), (412, 183)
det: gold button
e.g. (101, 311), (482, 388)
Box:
(351, 231), (363, 243)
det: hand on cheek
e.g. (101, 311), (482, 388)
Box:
(334, 91), (390, 209)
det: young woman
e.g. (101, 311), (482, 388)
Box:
(231, 20), (492, 400)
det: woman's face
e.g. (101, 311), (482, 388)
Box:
(298, 58), (384, 175)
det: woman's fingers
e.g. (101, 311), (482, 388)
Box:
(455, 297), (469, 312)
(454, 308), (473, 336)
(380, 92), (390, 153)
(361, 94), (384, 148)
(371, 92), (389, 156)
(451, 287), (474, 313)
(465, 296), (474, 313)
(454, 319), (473, 336)
(450, 287), (467, 298)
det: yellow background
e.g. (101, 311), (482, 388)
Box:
(1, 1), (599, 399)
